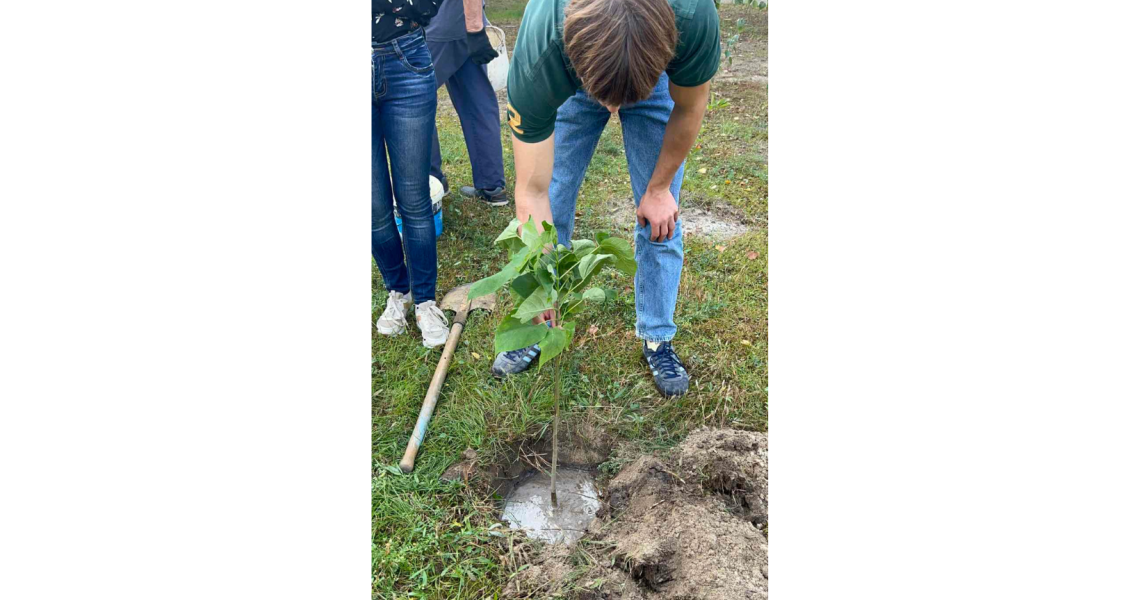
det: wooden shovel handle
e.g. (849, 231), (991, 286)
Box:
(399, 317), (465, 473)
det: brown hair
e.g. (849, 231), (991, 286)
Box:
(563, 0), (678, 107)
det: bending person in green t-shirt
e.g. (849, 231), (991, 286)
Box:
(490, 0), (720, 397)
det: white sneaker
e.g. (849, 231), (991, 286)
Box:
(377, 291), (412, 335)
(415, 300), (450, 348)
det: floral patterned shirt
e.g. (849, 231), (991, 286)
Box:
(372, 0), (441, 46)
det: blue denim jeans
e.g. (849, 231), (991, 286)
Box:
(372, 29), (439, 304)
(427, 38), (506, 192)
(550, 74), (685, 342)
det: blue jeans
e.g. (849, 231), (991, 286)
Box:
(372, 29), (439, 304)
(427, 39), (506, 192)
(550, 74), (685, 342)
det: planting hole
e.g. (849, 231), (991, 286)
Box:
(500, 468), (600, 545)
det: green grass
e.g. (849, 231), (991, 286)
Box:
(485, 0), (530, 26)
(374, 4), (767, 597)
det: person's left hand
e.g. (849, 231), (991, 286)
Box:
(636, 187), (679, 242)
(466, 29), (499, 65)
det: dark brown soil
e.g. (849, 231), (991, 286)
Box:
(503, 427), (768, 599)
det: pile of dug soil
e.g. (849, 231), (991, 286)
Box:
(506, 428), (768, 599)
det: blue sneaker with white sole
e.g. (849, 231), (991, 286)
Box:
(491, 344), (540, 378)
(644, 341), (690, 397)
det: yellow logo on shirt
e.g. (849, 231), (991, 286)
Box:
(507, 103), (524, 135)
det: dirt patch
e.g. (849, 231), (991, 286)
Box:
(503, 427), (768, 599)
(717, 5), (769, 85)
(717, 40), (768, 85)
(603, 199), (754, 241)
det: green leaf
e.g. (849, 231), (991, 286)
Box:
(571, 239), (596, 254)
(535, 261), (555, 290)
(536, 225), (557, 253)
(509, 272), (540, 304)
(576, 253), (615, 288)
(490, 219), (526, 256)
(560, 292), (584, 319)
(582, 287), (606, 302)
(469, 246), (530, 300)
(538, 323), (574, 368)
(519, 217), (541, 247)
(493, 218), (522, 247)
(515, 286), (555, 322)
(494, 316), (550, 353)
(468, 247), (529, 300)
(598, 237), (636, 276)
(468, 267), (515, 299)
(556, 249), (580, 274)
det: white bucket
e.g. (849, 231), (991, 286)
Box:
(485, 25), (509, 92)
(393, 175), (445, 238)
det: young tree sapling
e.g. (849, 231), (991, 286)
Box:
(468, 217), (636, 504)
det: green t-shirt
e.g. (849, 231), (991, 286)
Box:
(506, 0), (721, 143)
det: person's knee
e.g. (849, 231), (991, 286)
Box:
(635, 221), (684, 249)
(372, 213), (397, 236)
(393, 194), (433, 221)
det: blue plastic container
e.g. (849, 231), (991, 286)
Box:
(394, 196), (443, 238)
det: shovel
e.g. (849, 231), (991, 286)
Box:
(399, 283), (496, 473)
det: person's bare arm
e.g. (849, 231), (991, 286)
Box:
(512, 134), (557, 324)
(462, 0), (484, 32)
(512, 134), (555, 231)
(635, 80), (711, 242)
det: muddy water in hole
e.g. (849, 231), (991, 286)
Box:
(500, 469), (600, 545)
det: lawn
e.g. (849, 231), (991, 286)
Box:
(374, 2), (767, 597)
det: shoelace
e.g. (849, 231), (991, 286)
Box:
(504, 344), (539, 361)
(648, 343), (686, 380)
(416, 302), (448, 334)
(382, 294), (407, 321)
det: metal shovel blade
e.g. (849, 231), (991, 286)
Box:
(441, 283), (496, 313)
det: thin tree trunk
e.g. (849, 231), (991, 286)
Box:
(550, 352), (562, 507)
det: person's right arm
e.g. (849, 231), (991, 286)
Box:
(511, 134), (556, 325)
(463, 0), (498, 63)
(462, 0), (484, 32)
(511, 135), (555, 232)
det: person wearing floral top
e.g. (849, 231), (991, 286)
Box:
(372, 0), (451, 348)
(372, 0), (440, 45)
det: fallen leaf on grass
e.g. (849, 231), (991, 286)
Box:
(587, 325), (599, 335)
(471, 352), (481, 360)
(698, 167), (707, 174)
(746, 251), (759, 260)
(715, 245), (727, 252)
(741, 340), (752, 346)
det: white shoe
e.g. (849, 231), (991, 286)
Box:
(415, 300), (450, 348)
(377, 291), (412, 335)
